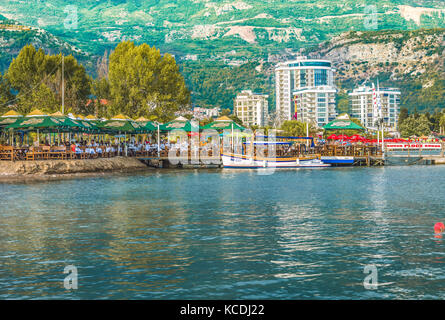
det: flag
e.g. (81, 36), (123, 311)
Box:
(377, 80), (382, 119)
(372, 82), (378, 121)
(293, 99), (298, 120)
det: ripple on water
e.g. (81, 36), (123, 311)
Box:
(0, 167), (444, 299)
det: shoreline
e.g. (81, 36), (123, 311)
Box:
(0, 157), (153, 182)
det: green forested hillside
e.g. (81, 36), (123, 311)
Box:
(1, 0), (444, 59)
(0, 15), (93, 72)
(0, 1), (444, 113)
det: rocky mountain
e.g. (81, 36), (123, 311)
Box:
(308, 28), (444, 82)
(0, 1), (444, 112)
(306, 28), (445, 113)
(1, 0), (445, 62)
(0, 14), (93, 73)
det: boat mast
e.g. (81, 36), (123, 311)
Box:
(62, 54), (65, 115)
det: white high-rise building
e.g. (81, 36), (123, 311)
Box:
(275, 57), (337, 127)
(349, 86), (401, 130)
(234, 90), (269, 127)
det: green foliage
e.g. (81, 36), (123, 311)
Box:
(181, 61), (273, 110)
(5, 45), (92, 115)
(0, 72), (13, 111)
(399, 114), (433, 137)
(398, 107), (409, 125)
(1, 2), (445, 121)
(396, 75), (445, 114)
(107, 41), (191, 122)
(17, 83), (59, 114)
(92, 77), (111, 117)
(280, 120), (315, 137)
(440, 114), (445, 134)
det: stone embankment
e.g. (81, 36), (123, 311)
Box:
(0, 157), (148, 176)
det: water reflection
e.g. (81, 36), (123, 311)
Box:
(1, 167), (445, 299)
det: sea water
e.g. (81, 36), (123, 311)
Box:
(0, 166), (444, 299)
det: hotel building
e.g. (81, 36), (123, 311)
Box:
(193, 107), (220, 120)
(349, 86), (401, 130)
(275, 57), (338, 127)
(234, 90), (269, 127)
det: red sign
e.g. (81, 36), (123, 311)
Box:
(386, 143), (442, 149)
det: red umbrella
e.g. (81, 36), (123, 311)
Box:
(327, 134), (338, 140)
(337, 134), (350, 140)
(350, 134), (365, 142)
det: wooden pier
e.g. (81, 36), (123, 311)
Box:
(137, 143), (445, 168)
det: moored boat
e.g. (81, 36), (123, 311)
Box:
(221, 152), (330, 168)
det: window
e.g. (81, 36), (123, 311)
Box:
(300, 70), (306, 87)
(314, 69), (327, 86)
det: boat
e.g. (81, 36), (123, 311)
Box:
(222, 153), (330, 168)
(221, 138), (330, 168)
(320, 156), (355, 165)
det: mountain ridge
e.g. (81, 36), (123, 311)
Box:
(0, 1), (444, 114)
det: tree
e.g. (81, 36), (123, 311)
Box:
(45, 54), (92, 115)
(0, 72), (14, 114)
(6, 45), (92, 115)
(280, 120), (315, 137)
(220, 108), (231, 117)
(92, 77), (111, 117)
(398, 107), (409, 126)
(7, 45), (47, 95)
(416, 114), (433, 136)
(17, 83), (59, 114)
(439, 114), (445, 135)
(399, 114), (432, 137)
(108, 41), (190, 121)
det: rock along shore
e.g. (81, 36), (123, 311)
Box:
(0, 157), (149, 177)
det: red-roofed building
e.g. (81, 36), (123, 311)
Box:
(86, 99), (109, 107)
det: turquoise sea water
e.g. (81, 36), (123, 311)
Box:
(0, 166), (444, 299)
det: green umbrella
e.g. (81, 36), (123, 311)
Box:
(6, 110), (66, 132)
(323, 114), (365, 131)
(0, 110), (23, 129)
(79, 119), (99, 132)
(135, 117), (157, 133)
(51, 112), (87, 132)
(98, 114), (140, 134)
(159, 116), (200, 132)
(202, 116), (245, 131)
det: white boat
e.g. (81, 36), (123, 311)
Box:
(222, 153), (330, 168)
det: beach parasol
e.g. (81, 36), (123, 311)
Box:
(51, 111), (87, 132)
(202, 116), (245, 131)
(159, 116), (200, 132)
(98, 114), (141, 134)
(6, 109), (66, 132)
(0, 110), (23, 128)
(135, 117), (157, 133)
(349, 134), (365, 142)
(337, 134), (350, 140)
(322, 114), (365, 131)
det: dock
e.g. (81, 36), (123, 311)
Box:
(137, 143), (445, 168)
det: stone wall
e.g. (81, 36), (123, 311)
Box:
(0, 157), (148, 176)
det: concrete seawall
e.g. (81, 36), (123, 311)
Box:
(0, 157), (148, 176)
